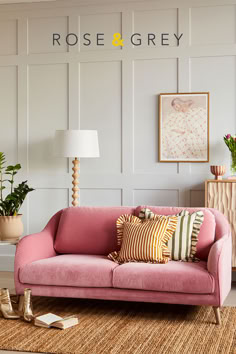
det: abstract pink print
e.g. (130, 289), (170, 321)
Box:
(159, 93), (209, 162)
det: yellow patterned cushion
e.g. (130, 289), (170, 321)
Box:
(116, 214), (141, 246)
(108, 216), (178, 264)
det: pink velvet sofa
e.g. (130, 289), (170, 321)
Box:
(14, 206), (232, 324)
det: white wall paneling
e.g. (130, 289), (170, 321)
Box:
(80, 189), (122, 206)
(0, 19), (17, 55)
(190, 56), (236, 173)
(133, 58), (178, 174)
(190, 5), (236, 46)
(28, 16), (69, 54)
(80, 61), (122, 174)
(133, 189), (179, 206)
(1, 0), (236, 270)
(28, 63), (69, 174)
(28, 188), (69, 234)
(190, 190), (205, 207)
(0, 66), (18, 164)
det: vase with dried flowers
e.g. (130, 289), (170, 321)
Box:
(223, 134), (236, 177)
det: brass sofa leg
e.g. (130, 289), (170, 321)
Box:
(213, 306), (221, 325)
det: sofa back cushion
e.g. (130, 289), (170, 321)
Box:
(135, 206), (216, 260)
(54, 207), (135, 255)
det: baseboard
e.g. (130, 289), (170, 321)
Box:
(0, 255), (14, 271)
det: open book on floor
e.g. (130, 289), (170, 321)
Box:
(34, 313), (79, 329)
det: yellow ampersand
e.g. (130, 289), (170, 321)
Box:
(112, 33), (124, 47)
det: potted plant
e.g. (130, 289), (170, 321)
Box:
(223, 134), (236, 177)
(0, 152), (34, 242)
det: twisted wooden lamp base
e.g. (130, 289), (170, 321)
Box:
(72, 157), (79, 207)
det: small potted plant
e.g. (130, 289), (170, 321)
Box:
(0, 152), (34, 242)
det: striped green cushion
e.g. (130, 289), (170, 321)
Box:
(139, 209), (204, 262)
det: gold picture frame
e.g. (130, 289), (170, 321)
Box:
(158, 92), (209, 163)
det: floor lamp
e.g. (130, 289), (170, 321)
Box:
(54, 130), (99, 207)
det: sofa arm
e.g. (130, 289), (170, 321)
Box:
(15, 230), (56, 265)
(14, 210), (62, 292)
(207, 233), (232, 306)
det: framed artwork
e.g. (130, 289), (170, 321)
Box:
(159, 92), (209, 162)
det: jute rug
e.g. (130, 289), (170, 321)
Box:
(0, 296), (235, 354)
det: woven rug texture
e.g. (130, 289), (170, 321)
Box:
(0, 296), (235, 354)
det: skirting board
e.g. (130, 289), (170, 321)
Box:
(0, 255), (14, 271)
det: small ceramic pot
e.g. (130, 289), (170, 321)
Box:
(210, 165), (226, 180)
(0, 215), (23, 242)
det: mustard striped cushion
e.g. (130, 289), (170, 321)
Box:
(116, 214), (141, 246)
(108, 216), (178, 264)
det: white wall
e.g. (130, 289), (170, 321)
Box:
(0, 0), (236, 270)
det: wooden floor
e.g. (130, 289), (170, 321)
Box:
(0, 271), (235, 354)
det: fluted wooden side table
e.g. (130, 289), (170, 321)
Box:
(205, 179), (236, 271)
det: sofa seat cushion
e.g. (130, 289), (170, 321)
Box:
(19, 255), (119, 288)
(113, 261), (214, 294)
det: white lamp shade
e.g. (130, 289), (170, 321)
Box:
(54, 130), (100, 158)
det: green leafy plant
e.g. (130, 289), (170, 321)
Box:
(0, 152), (34, 216)
(223, 134), (236, 152)
(223, 134), (236, 175)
